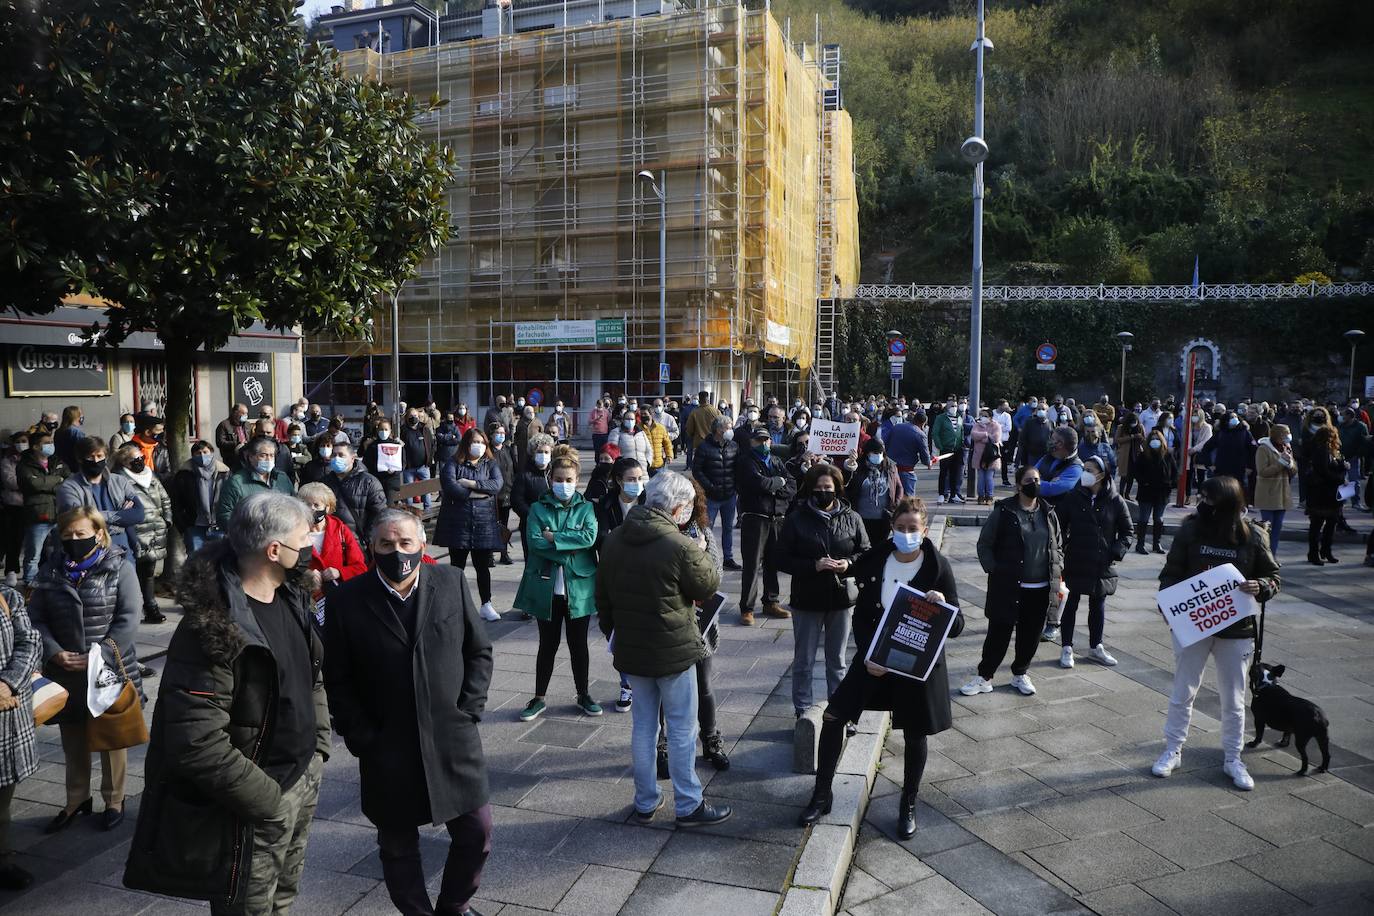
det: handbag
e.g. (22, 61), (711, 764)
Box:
(0, 590), (69, 725)
(86, 639), (150, 752)
(833, 574), (859, 607)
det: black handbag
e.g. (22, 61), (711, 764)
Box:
(834, 575), (859, 607)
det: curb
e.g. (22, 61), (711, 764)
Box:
(942, 508), (1369, 544)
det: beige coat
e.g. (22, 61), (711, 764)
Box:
(1253, 438), (1295, 511)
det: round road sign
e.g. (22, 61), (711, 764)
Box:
(1036, 342), (1058, 364)
(888, 338), (908, 357)
(527, 387), (544, 407)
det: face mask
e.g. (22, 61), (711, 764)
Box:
(722, 428), (734, 442)
(892, 530), (923, 554)
(1079, 471), (1098, 488)
(554, 406), (564, 414)
(1028, 402), (1038, 409)
(946, 407), (957, 416)
(1228, 418), (1239, 428)
(748, 411), (759, 421)
(753, 444), (770, 457)
(290, 434), (302, 445)
(1149, 438), (1163, 449)
(62, 535), (99, 561)
(796, 419), (808, 430)
(81, 458), (104, 478)
(1084, 416), (1095, 426)
(121, 421), (135, 434)
(407, 417), (419, 426)
(622, 418), (635, 430)
(39, 443), (55, 457)
(468, 443), (486, 459)
(1020, 480), (1041, 499)
(867, 453), (883, 466)
(375, 546), (424, 583)
(1036, 409), (1047, 419)
(377, 430), (390, 441)
(318, 447), (333, 460)
(1196, 502), (1216, 524)
(311, 508), (327, 526)
(653, 406), (663, 415)
(13, 442), (28, 453)
(458, 408), (467, 416)
(1310, 424), (1321, 434)
(330, 456), (350, 473)
(292, 412), (304, 421)
(494, 433), (506, 445)
(128, 457), (147, 474)
(812, 490), (836, 509)
(517, 400), (526, 408)
(621, 480), (644, 498)
(552, 481), (575, 501)
(255, 459), (274, 475)
(534, 452), (551, 468)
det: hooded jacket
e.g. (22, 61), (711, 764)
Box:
(595, 505), (720, 678)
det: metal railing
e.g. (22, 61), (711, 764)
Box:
(850, 282), (1374, 302)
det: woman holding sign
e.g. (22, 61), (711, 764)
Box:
(1154, 475), (1279, 791)
(798, 497), (960, 839)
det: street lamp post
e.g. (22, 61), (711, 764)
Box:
(961, 0), (992, 498)
(1116, 331), (1134, 406)
(886, 329), (904, 400)
(1345, 329), (1365, 400)
(638, 170), (668, 397)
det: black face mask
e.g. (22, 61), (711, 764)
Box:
(375, 547), (424, 583)
(279, 542), (314, 587)
(1196, 502), (1216, 524)
(62, 536), (98, 561)
(812, 490), (836, 509)
(81, 458), (104, 478)
(1020, 480), (1041, 499)
(128, 457), (147, 473)
(311, 508), (327, 526)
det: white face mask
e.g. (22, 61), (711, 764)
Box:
(468, 443), (486, 459)
(534, 452), (551, 468)
(722, 428), (734, 442)
(1079, 471), (1099, 488)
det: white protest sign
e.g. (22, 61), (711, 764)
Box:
(1156, 563), (1257, 648)
(376, 441), (403, 473)
(807, 419), (861, 456)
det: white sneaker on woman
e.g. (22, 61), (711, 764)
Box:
(1223, 759), (1255, 791)
(1090, 644), (1118, 666)
(1010, 674), (1036, 696)
(1059, 646), (1074, 668)
(1152, 747), (1182, 777)
(479, 602), (501, 621)
(959, 675), (993, 696)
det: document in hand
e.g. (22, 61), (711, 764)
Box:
(864, 585), (960, 681)
(696, 592), (728, 635)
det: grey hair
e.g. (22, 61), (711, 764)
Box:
(246, 435), (278, 457)
(645, 469), (695, 515)
(228, 491), (313, 557)
(1052, 425), (1079, 451)
(371, 508), (426, 544)
(711, 415), (731, 434)
(528, 432), (554, 456)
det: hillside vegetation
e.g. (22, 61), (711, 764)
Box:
(774, 0), (1374, 285)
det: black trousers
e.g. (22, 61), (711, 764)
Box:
(938, 448), (965, 497)
(1, 506), (24, 578)
(536, 595), (590, 697)
(449, 549), (493, 603)
(1308, 515), (1337, 557)
(977, 587), (1049, 679)
(739, 513), (783, 610)
(816, 717), (928, 796)
(496, 505), (512, 558)
(1003, 429), (1017, 483)
(377, 804), (493, 916)
(1060, 591), (1106, 648)
(135, 555), (159, 613)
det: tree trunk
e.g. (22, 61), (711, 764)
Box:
(163, 343), (195, 575)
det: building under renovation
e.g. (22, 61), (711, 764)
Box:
(306, 0), (858, 414)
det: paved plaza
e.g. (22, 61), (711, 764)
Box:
(3, 465), (1373, 915)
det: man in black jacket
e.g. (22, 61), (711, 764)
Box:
(692, 415), (740, 569)
(325, 510), (494, 916)
(325, 443), (388, 547)
(733, 427), (796, 625)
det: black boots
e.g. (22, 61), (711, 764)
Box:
(1152, 521), (1166, 554)
(702, 732), (731, 771)
(798, 787), (833, 826)
(897, 791), (918, 840)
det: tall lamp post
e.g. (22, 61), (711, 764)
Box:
(961, 0), (992, 497)
(638, 170), (668, 397)
(1116, 331), (1134, 406)
(886, 329), (904, 400)
(1345, 329), (1365, 400)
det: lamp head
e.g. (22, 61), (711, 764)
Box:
(1346, 329), (1366, 345)
(960, 136), (989, 166)
(636, 170), (656, 182)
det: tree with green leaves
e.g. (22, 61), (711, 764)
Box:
(0, 0), (452, 469)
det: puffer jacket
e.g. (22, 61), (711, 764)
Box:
(692, 436), (739, 501)
(0, 453), (22, 509)
(325, 465), (388, 546)
(609, 427), (652, 469)
(434, 420), (461, 466)
(123, 540), (330, 911)
(1160, 517), (1279, 639)
(846, 457), (902, 521)
(28, 545), (143, 723)
(434, 457), (503, 552)
(641, 421), (674, 469)
(976, 496), (1064, 622)
(514, 491), (598, 621)
(734, 447), (796, 516)
(1133, 449), (1178, 505)
(125, 470), (174, 562)
(595, 505), (720, 678)
(57, 471), (147, 557)
(1058, 485), (1134, 598)
(16, 451), (69, 525)
(777, 496), (871, 612)
(509, 458), (550, 520)
(491, 444), (515, 507)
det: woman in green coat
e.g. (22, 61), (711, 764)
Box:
(514, 445), (602, 721)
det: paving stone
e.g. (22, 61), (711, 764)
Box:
(516, 776), (633, 821)
(554, 863), (642, 915)
(924, 839), (1084, 916)
(778, 887), (829, 916)
(1214, 793), (1360, 846)
(1023, 752), (1145, 795)
(302, 817), (385, 873)
(486, 804), (581, 855)
(1137, 860), (1305, 916)
(550, 816), (672, 870)
(520, 718), (602, 749)
(951, 711), (1047, 742)
(942, 736), (1053, 774)
(1022, 789), (1160, 840)
(1236, 837), (1374, 905)
(1025, 832), (1178, 894)
(707, 767), (818, 807)
(936, 767), (1061, 814)
(792, 823), (852, 902)
(1327, 826), (1374, 864)
(1021, 722), (1118, 759)
(1078, 883), (1184, 916)
(845, 874), (992, 916)
(685, 795), (808, 847)
(1126, 811), (1275, 868)
(864, 792), (976, 858)
(649, 831), (794, 893)
(838, 868), (891, 908)
(618, 874), (778, 916)
(1294, 780), (1374, 827)
(795, 705), (823, 774)
(731, 736), (802, 773)
(958, 807), (1069, 853)
(476, 847), (586, 909)
(852, 826), (934, 889)
(1110, 772), (1250, 818)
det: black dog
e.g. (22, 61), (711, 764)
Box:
(1246, 663), (1331, 775)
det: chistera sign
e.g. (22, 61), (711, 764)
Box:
(1155, 563), (1257, 648)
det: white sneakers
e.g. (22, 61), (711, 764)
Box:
(959, 675), (993, 696)
(1010, 674), (1036, 696)
(1152, 747), (1182, 777)
(1224, 759), (1255, 791)
(479, 602), (501, 622)
(1060, 647), (1075, 669)
(1090, 644), (1118, 666)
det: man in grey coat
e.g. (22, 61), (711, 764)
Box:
(55, 436), (145, 562)
(324, 510), (494, 916)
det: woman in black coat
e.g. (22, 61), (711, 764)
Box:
(1056, 456), (1133, 669)
(1302, 425), (1349, 565)
(798, 496), (960, 839)
(489, 423), (516, 565)
(777, 464), (871, 717)
(434, 428), (503, 620)
(1133, 429), (1177, 555)
(509, 433), (554, 563)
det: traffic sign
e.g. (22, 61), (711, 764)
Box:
(890, 363), (904, 379)
(888, 338), (908, 358)
(527, 387), (544, 407)
(658, 362), (671, 384)
(1036, 342), (1057, 364)
(888, 355), (906, 365)
(1036, 363), (1056, 371)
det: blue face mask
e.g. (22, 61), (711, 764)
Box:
(330, 456), (350, 473)
(1149, 438), (1163, 449)
(552, 481), (576, 501)
(753, 444), (770, 457)
(290, 434), (303, 444)
(254, 459), (274, 475)
(40, 443), (55, 457)
(867, 453), (883, 466)
(621, 480), (644, 498)
(121, 421), (135, 434)
(493, 434), (506, 445)
(892, 530), (923, 554)
(196, 453), (214, 467)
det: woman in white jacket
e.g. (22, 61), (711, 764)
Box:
(609, 413), (652, 469)
(1187, 413), (1213, 500)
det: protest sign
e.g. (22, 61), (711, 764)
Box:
(807, 419), (861, 456)
(865, 585), (960, 681)
(376, 441), (403, 473)
(1156, 563), (1257, 648)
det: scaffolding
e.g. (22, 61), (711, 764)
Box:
(307, 0), (859, 403)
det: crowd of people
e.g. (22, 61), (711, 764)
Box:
(0, 382), (1365, 907)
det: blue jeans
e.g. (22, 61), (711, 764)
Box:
(402, 466), (432, 509)
(977, 468), (995, 498)
(706, 495), (737, 561)
(898, 470), (917, 496)
(182, 525), (223, 555)
(791, 609), (852, 714)
(1259, 510), (1286, 555)
(625, 669), (702, 817)
(22, 523), (53, 583)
